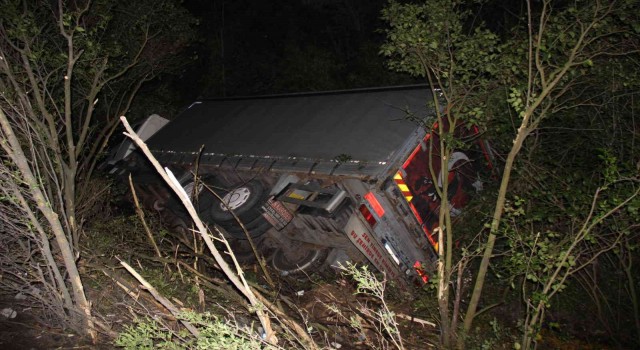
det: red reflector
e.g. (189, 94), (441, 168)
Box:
(364, 192), (385, 218)
(413, 261), (429, 283)
(359, 204), (377, 227)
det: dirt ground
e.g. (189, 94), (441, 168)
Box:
(0, 286), (618, 350)
(0, 305), (101, 349)
(0, 214), (622, 350)
(0, 267), (435, 350)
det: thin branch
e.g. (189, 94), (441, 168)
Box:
(128, 175), (162, 259)
(119, 259), (200, 337)
(119, 116), (281, 346)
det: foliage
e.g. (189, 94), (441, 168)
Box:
(381, 1), (508, 347)
(116, 318), (181, 350)
(501, 143), (640, 346)
(380, 0), (640, 348)
(116, 312), (275, 350)
(340, 262), (407, 349)
(496, 4), (640, 340)
(381, 0), (503, 125)
(0, 0), (196, 182)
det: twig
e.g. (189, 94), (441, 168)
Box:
(174, 243), (184, 281)
(119, 116), (278, 345)
(395, 313), (436, 327)
(119, 259), (200, 337)
(100, 267), (176, 321)
(252, 289), (318, 350)
(128, 175), (162, 260)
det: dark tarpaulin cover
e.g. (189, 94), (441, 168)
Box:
(147, 87), (430, 163)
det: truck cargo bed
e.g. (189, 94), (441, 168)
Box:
(148, 86), (430, 177)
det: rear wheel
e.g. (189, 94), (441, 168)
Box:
(200, 179), (266, 224)
(194, 178), (272, 238)
(223, 214), (272, 239)
(166, 173), (206, 219)
(271, 243), (329, 276)
(225, 238), (263, 264)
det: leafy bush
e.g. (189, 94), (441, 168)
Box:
(116, 311), (276, 350)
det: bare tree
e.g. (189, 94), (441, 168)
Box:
(0, 106), (96, 338)
(0, 0), (194, 338)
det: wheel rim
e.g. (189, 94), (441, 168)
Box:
(183, 182), (203, 201)
(220, 187), (251, 211)
(273, 248), (322, 275)
(152, 199), (165, 211)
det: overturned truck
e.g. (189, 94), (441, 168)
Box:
(117, 86), (493, 284)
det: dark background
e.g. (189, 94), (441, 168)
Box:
(154, 0), (529, 104)
(176, 0), (411, 100)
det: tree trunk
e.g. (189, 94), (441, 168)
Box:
(0, 109), (95, 340)
(460, 121), (531, 346)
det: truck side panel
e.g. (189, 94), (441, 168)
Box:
(147, 87), (432, 179)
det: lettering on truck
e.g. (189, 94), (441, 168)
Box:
(345, 215), (400, 280)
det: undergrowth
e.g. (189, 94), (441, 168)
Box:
(116, 311), (275, 350)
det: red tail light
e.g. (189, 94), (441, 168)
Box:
(364, 192), (385, 218)
(359, 204), (377, 227)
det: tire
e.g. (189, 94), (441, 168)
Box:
(271, 244), (329, 276)
(200, 179), (266, 225)
(181, 179), (205, 203)
(166, 173), (205, 219)
(224, 215), (272, 239)
(225, 238), (262, 264)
